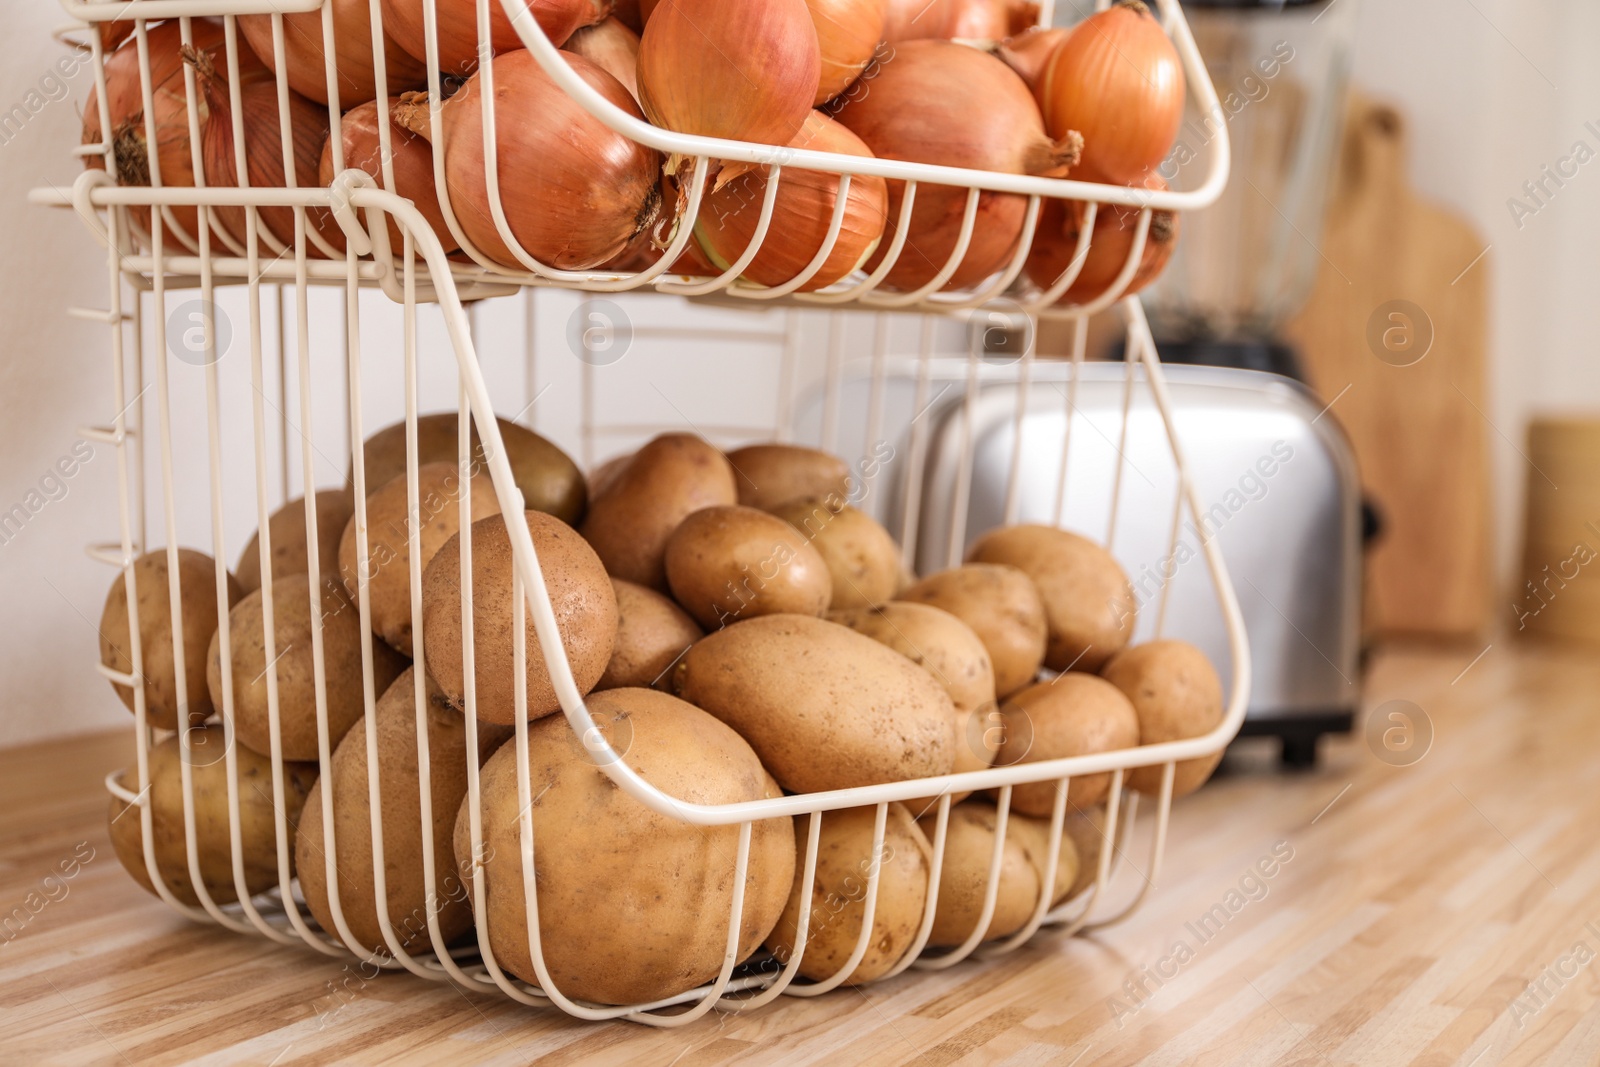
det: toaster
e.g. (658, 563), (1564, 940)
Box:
(794, 359), (1362, 766)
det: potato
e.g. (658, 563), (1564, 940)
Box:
(296, 668), (510, 956)
(588, 451), (632, 499)
(664, 505), (833, 629)
(899, 563), (1047, 699)
(764, 804), (931, 984)
(967, 525), (1136, 672)
(1008, 811), (1081, 906)
(454, 688), (794, 1005)
(828, 602), (994, 717)
(108, 724), (317, 907)
(829, 602), (999, 813)
(772, 497), (901, 610)
(597, 579), (702, 691)
(339, 461), (501, 657)
(918, 801), (1044, 946)
(1101, 640), (1225, 796)
(580, 433), (736, 590)
(101, 548), (240, 731)
(726, 443), (850, 512)
(422, 510), (616, 725)
(236, 489), (355, 594)
(356, 412), (586, 525)
(674, 614), (956, 793)
(993, 673), (1141, 814)
(1063, 805), (1107, 900)
(209, 575), (406, 762)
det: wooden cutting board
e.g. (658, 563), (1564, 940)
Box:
(1284, 91), (1493, 639)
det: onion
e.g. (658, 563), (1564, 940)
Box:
(994, 25), (1066, 95)
(83, 21), (210, 154)
(565, 17), (640, 103)
(393, 49), (662, 271)
(1025, 193), (1179, 304)
(382, 0), (612, 79)
(884, 0), (1038, 43)
(1039, 0), (1184, 185)
(97, 19), (135, 54)
(83, 21), (270, 248)
(693, 111), (887, 291)
(637, 0), (820, 179)
(613, 0), (645, 31)
(318, 100), (459, 255)
(806, 0), (888, 105)
(831, 40), (1080, 291)
(239, 0), (427, 107)
(190, 49), (340, 255)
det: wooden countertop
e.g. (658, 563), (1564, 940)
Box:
(3, 644), (1598, 1066)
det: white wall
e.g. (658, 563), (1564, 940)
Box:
(3, 0), (1597, 748)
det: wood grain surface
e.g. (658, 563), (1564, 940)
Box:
(1285, 92), (1495, 640)
(3, 644), (1598, 1066)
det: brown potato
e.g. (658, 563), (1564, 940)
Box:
(773, 497), (901, 610)
(664, 505), (833, 629)
(765, 804), (931, 984)
(597, 578), (702, 691)
(108, 725), (317, 907)
(829, 602), (999, 813)
(296, 668), (511, 956)
(726, 443), (850, 512)
(338, 461), (501, 657)
(454, 688), (794, 1005)
(1063, 804), (1108, 900)
(1101, 640), (1225, 796)
(208, 575), (407, 762)
(674, 614), (957, 793)
(968, 524), (1136, 672)
(356, 412), (587, 525)
(236, 489), (355, 594)
(993, 673), (1141, 814)
(422, 510), (617, 725)
(588, 451), (632, 499)
(580, 433), (737, 590)
(100, 548), (240, 731)
(1008, 811), (1081, 907)
(828, 602), (994, 716)
(899, 563), (1047, 698)
(918, 801), (1042, 946)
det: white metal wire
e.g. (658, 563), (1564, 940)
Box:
(43, 0), (1246, 1028)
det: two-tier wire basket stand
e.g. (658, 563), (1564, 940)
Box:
(35, 0), (1247, 1024)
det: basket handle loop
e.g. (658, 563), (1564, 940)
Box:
(328, 169), (375, 258)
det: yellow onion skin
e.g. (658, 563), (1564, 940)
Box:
(239, 0), (427, 107)
(1039, 0), (1184, 186)
(806, 0), (888, 105)
(613, 0), (645, 31)
(694, 110), (887, 291)
(383, 0), (612, 79)
(638, 0), (820, 161)
(400, 49), (661, 272)
(83, 21), (208, 149)
(995, 25), (1067, 96)
(195, 65), (341, 256)
(1025, 194), (1179, 304)
(318, 100), (459, 256)
(884, 0), (1037, 43)
(565, 16), (641, 102)
(84, 21), (270, 250)
(831, 40), (1079, 292)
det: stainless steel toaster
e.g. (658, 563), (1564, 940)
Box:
(794, 359), (1362, 765)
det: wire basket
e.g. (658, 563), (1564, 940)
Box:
(40, 0), (1246, 1026)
